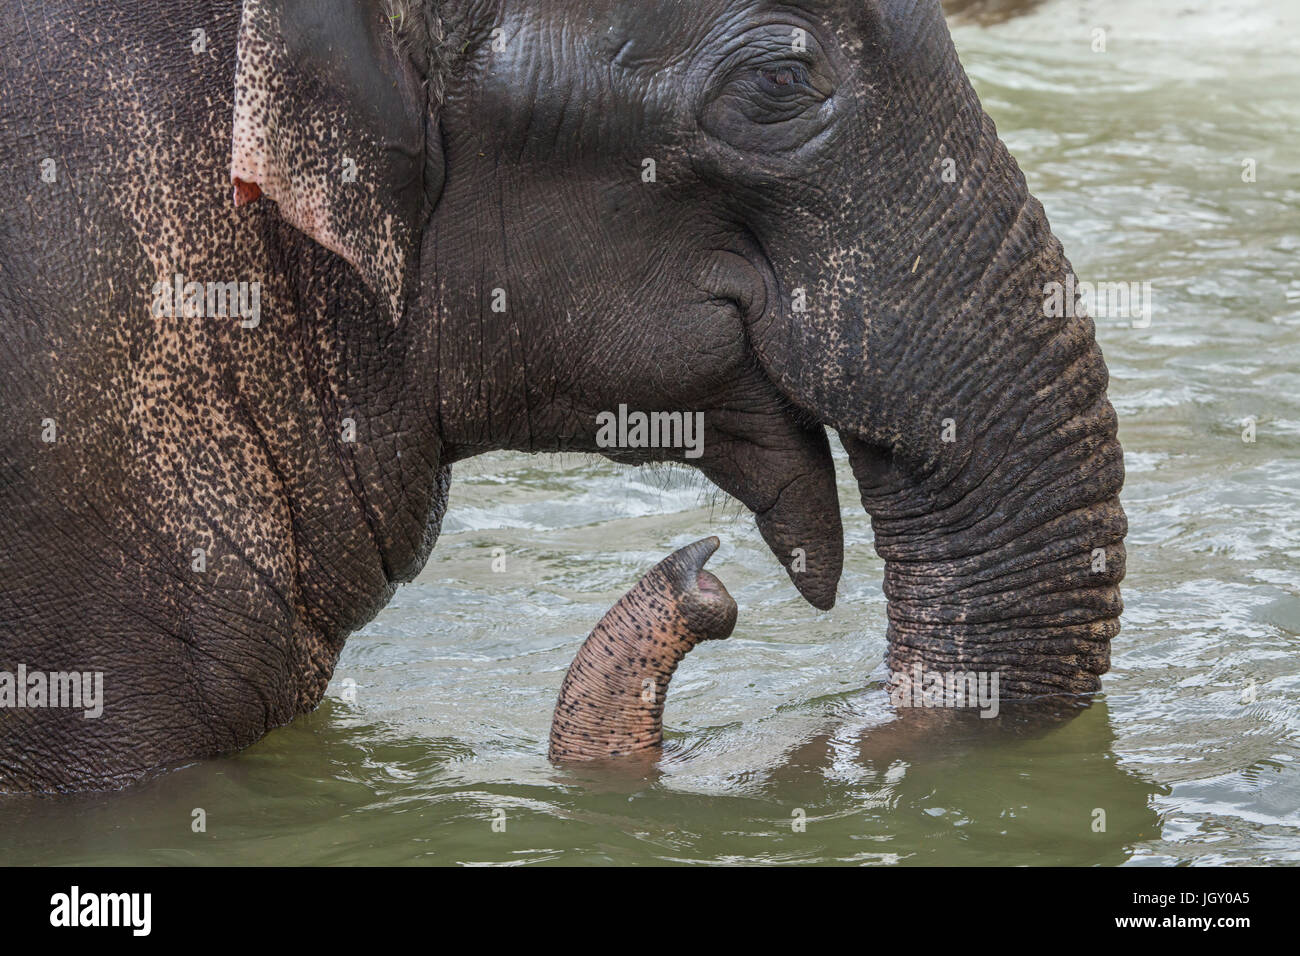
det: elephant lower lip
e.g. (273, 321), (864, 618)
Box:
(754, 477), (842, 611)
(693, 411), (843, 610)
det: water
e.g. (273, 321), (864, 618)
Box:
(3, 0), (1298, 865)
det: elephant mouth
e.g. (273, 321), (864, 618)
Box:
(641, 383), (842, 611)
(596, 390), (845, 610)
(676, 244), (847, 611)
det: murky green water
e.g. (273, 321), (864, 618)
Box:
(4, 0), (1298, 865)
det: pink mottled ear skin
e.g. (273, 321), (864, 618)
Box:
(549, 538), (737, 763)
(228, 0), (430, 321)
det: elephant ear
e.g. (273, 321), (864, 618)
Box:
(231, 0), (439, 319)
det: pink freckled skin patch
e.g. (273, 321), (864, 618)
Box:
(232, 178), (262, 207)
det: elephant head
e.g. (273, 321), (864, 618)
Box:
(232, 0), (1125, 702)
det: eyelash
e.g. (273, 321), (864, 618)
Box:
(756, 63), (814, 94)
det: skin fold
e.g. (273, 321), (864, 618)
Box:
(0, 0), (1125, 791)
(549, 537), (737, 763)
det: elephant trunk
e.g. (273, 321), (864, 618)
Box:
(838, 222), (1128, 699)
(744, 101), (1127, 699)
(845, 420), (1126, 700)
(548, 537), (737, 762)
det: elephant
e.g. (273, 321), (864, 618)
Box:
(549, 537), (736, 762)
(0, 0), (1125, 792)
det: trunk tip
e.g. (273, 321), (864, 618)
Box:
(665, 536), (721, 580)
(655, 537), (736, 640)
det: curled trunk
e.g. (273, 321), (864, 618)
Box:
(549, 538), (737, 762)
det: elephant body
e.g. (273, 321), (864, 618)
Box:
(0, 1), (440, 788)
(0, 0), (1125, 791)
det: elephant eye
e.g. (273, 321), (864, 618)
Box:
(757, 64), (813, 95)
(700, 52), (835, 153)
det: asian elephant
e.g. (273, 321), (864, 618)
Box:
(0, 0), (1125, 792)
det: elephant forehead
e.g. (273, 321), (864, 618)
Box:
(478, 0), (837, 145)
(584, 0), (712, 68)
(577, 0), (850, 71)
(477, 2), (699, 133)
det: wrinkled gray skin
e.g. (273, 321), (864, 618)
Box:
(0, 0), (1124, 792)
